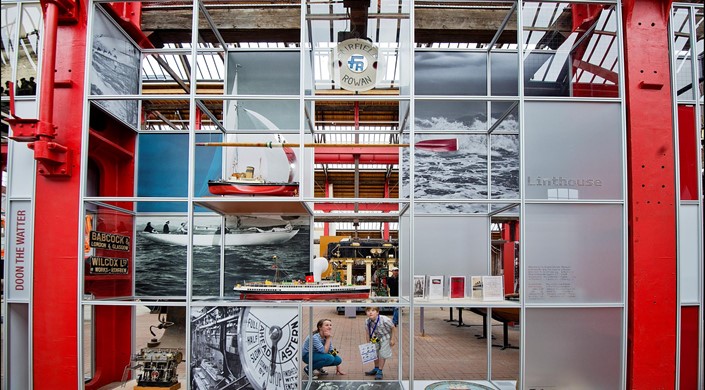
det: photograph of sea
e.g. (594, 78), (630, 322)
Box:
(89, 7), (140, 129)
(401, 112), (519, 214)
(135, 218), (311, 297)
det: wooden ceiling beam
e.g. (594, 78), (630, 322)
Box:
(140, 7), (519, 45)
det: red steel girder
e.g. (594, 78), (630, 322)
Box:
(622, 0), (677, 388)
(315, 203), (399, 212)
(315, 147), (399, 164)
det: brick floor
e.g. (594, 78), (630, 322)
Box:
(304, 306), (520, 383)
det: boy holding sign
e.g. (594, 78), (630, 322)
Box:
(363, 307), (396, 380)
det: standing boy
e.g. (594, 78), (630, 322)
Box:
(364, 306), (396, 380)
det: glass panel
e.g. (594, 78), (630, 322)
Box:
(224, 99), (300, 133)
(491, 134), (520, 199)
(525, 204), (623, 304)
(678, 105), (699, 199)
(139, 0), (193, 46)
(491, 52), (519, 96)
(413, 215), (489, 279)
(141, 52), (191, 96)
(414, 307), (489, 382)
(200, 133), (302, 197)
(414, 134), (487, 200)
(1, 4), (18, 95)
(524, 101), (623, 200)
(525, 308), (622, 389)
(8, 139), (35, 197)
(193, 305), (300, 388)
(489, 307), (520, 383)
(15, 4), (41, 96)
(306, 0), (408, 95)
(679, 204), (700, 304)
(301, 305), (393, 382)
(90, 8), (141, 128)
(137, 133), (190, 198)
(415, 51), (487, 95)
(224, 216), (311, 298)
(226, 51), (300, 95)
(82, 204), (135, 299)
(189, 214), (222, 297)
(194, 50), (225, 88)
(697, 8), (704, 104)
(671, 7), (695, 101)
(415, 100), (487, 130)
(136, 305), (187, 386)
(135, 212), (188, 297)
(193, 132), (222, 198)
(523, 2), (620, 98)
(82, 303), (94, 381)
(7, 304), (30, 390)
(139, 97), (190, 131)
(414, 1), (518, 48)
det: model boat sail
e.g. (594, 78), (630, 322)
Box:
(208, 109), (299, 196)
(234, 256), (371, 300)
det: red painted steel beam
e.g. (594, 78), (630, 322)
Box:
(315, 203), (400, 212)
(32, 0), (88, 387)
(315, 147), (400, 164)
(501, 222), (517, 295)
(622, 0), (677, 388)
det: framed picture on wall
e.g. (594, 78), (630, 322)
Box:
(428, 275), (444, 300)
(413, 275), (426, 298)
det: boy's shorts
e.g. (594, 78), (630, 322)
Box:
(377, 339), (392, 359)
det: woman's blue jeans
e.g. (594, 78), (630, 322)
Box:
(302, 352), (342, 370)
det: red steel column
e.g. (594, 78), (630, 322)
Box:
(501, 222), (517, 295)
(32, 0), (87, 388)
(622, 0), (677, 388)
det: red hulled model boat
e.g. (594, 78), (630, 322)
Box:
(208, 166), (299, 196)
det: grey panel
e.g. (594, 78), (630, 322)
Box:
(524, 102), (623, 200)
(525, 308), (623, 390)
(413, 215), (489, 293)
(525, 204), (623, 304)
(679, 204), (701, 304)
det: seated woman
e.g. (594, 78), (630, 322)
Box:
(302, 319), (345, 377)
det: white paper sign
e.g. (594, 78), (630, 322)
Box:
(8, 201), (33, 301)
(359, 343), (378, 364)
(482, 276), (504, 301)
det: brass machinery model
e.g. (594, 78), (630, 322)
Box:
(133, 348), (183, 388)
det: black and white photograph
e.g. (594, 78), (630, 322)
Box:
(191, 306), (300, 390)
(135, 215), (311, 297)
(413, 275), (426, 298)
(89, 6), (140, 129)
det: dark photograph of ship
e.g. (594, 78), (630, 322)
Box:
(191, 306), (300, 390)
(89, 6), (140, 128)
